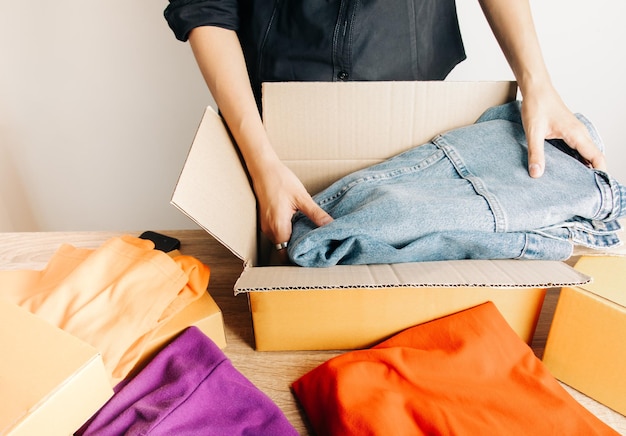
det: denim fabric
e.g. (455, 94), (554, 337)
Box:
(288, 101), (626, 267)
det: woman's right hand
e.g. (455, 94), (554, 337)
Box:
(252, 156), (333, 253)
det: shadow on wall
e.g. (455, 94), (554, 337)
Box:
(0, 128), (38, 232)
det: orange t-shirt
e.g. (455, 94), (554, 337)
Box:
(292, 302), (618, 436)
(0, 235), (210, 385)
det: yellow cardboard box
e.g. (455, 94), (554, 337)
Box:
(172, 81), (591, 351)
(543, 256), (626, 416)
(0, 298), (113, 436)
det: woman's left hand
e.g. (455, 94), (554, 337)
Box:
(521, 85), (607, 178)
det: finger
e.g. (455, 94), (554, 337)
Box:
(268, 207), (292, 242)
(526, 130), (545, 178)
(588, 150), (607, 171)
(270, 218), (292, 264)
(260, 205), (292, 242)
(560, 125), (607, 171)
(298, 196), (333, 228)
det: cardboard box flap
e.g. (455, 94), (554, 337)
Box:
(234, 259), (591, 294)
(171, 107), (257, 264)
(572, 256), (626, 307)
(1, 298), (112, 435)
(262, 81), (518, 194)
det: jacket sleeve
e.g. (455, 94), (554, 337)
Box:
(164, 0), (240, 42)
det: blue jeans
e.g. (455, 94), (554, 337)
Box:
(288, 101), (625, 267)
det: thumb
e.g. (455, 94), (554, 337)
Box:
(526, 129), (546, 178)
(298, 196), (333, 228)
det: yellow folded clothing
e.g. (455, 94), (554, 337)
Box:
(0, 235), (210, 385)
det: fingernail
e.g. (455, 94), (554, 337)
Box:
(529, 163), (543, 178)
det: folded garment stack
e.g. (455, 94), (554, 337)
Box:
(77, 327), (297, 436)
(0, 235), (209, 385)
(288, 101), (625, 266)
(292, 302), (619, 435)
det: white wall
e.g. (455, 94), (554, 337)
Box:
(0, 1), (211, 231)
(1, 1), (624, 232)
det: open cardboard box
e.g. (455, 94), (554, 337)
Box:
(0, 298), (113, 436)
(172, 81), (592, 351)
(543, 256), (626, 416)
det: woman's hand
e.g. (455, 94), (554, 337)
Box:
(521, 85), (606, 177)
(478, 0), (607, 177)
(252, 156), (333, 258)
(188, 26), (332, 261)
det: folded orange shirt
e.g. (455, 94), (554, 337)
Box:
(292, 302), (618, 436)
(0, 235), (210, 385)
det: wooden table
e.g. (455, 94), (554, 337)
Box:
(1, 230), (624, 434)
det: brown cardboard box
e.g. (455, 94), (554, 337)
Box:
(171, 81), (591, 351)
(543, 256), (626, 416)
(0, 298), (113, 436)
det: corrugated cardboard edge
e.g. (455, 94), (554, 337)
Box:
(234, 259), (591, 294)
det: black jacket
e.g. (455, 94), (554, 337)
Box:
(164, 0), (466, 109)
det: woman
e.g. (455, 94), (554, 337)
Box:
(164, 0), (606, 253)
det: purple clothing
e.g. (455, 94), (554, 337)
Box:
(77, 327), (297, 436)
